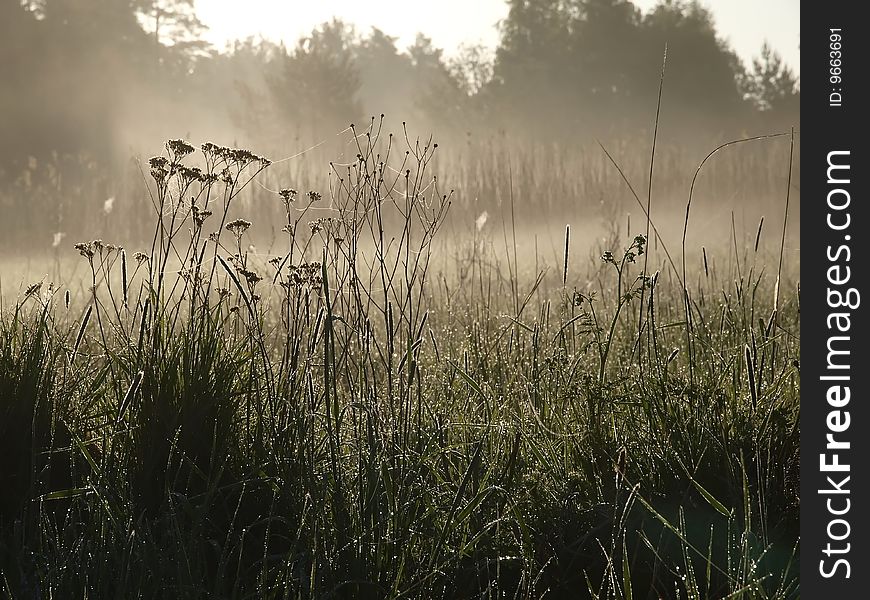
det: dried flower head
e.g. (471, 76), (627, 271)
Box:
(192, 206), (212, 227)
(149, 156), (169, 170)
(24, 281), (43, 298)
(201, 143), (269, 168)
(149, 156), (169, 182)
(632, 234), (647, 256)
(239, 268), (262, 287)
(283, 261), (323, 292)
(308, 217), (351, 242)
(166, 139), (195, 158)
(179, 166), (205, 185)
(201, 142), (219, 157)
(279, 188), (297, 212)
(75, 242), (94, 259)
(226, 218), (252, 238)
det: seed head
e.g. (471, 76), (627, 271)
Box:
(149, 156), (169, 170)
(75, 242), (94, 259)
(148, 156), (169, 182)
(179, 166), (205, 185)
(24, 281), (42, 298)
(225, 219), (252, 237)
(192, 206), (212, 227)
(166, 139), (195, 158)
(239, 268), (262, 286)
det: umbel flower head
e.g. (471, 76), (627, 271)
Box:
(178, 166), (206, 185)
(166, 139), (195, 158)
(201, 142), (271, 168)
(238, 268), (262, 287)
(148, 156), (169, 182)
(75, 241), (95, 259)
(281, 261), (323, 292)
(279, 188), (297, 212)
(192, 206), (213, 227)
(225, 219), (252, 238)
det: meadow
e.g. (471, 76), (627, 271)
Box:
(0, 122), (799, 599)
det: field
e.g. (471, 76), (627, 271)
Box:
(0, 124), (799, 599)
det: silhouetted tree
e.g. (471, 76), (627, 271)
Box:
(489, 0), (575, 134)
(487, 0), (751, 139)
(448, 44), (494, 97)
(1, 0), (797, 172)
(134, 0), (206, 52)
(354, 28), (415, 121)
(742, 42), (799, 127)
(405, 34), (472, 130)
(264, 20), (362, 142)
(0, 2), (45, 165)
(0, 0), (211, 166)
(640, 1), (748, 135)
(12, 0), (151, 159)
(203, 38), (285, 145)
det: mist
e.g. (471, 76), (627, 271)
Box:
(0, 2), (802, 597)
(2, 2), (799, 287)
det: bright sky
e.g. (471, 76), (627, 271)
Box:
(195, 0), (799, 75)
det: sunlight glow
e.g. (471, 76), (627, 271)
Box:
(195, 0), (799, 74)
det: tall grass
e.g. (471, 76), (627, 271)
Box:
(0, 123), (798, 599)
(0, 126), (799, 257)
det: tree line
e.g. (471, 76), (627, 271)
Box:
(1, 0), (799, 170)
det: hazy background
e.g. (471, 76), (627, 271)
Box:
(0, 0), (799, 287)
